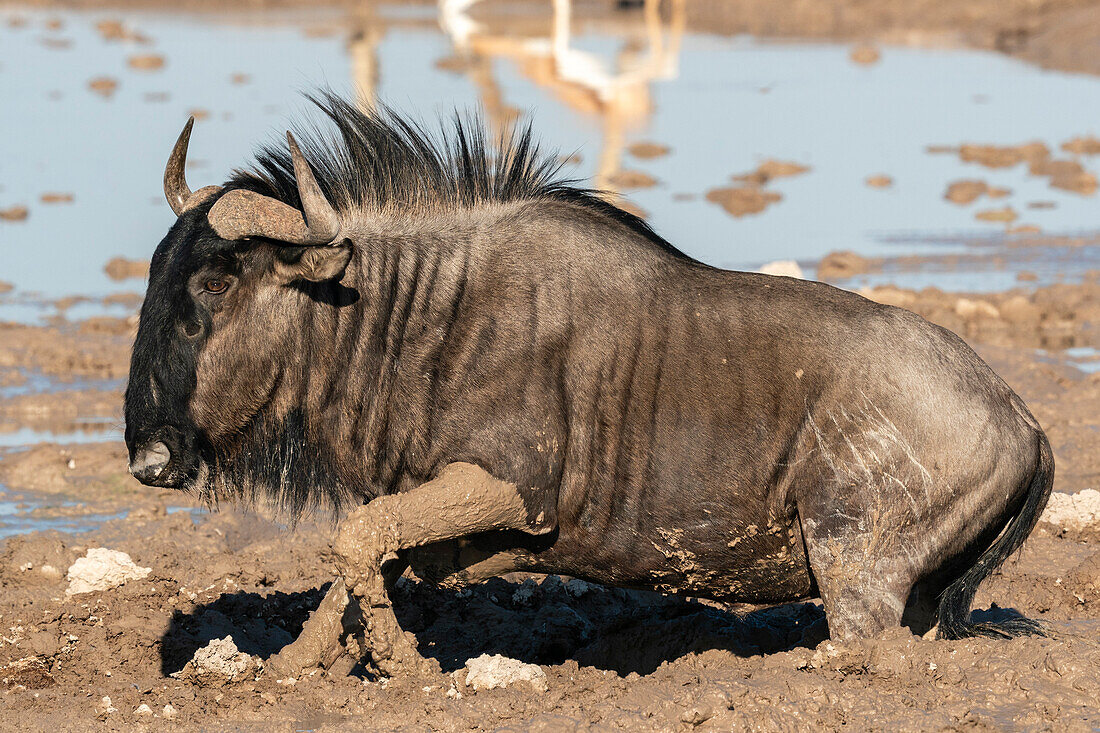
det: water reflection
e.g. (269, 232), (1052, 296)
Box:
(3, 1), (1100, 317)
(435, 0), (684, 191)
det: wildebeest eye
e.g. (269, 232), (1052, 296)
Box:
(203, 278), (229, 294)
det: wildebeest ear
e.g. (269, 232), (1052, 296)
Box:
(274, 243), (352, 283)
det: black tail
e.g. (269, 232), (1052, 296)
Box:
(937, 429), (1054, 639)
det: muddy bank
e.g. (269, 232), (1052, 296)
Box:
(0, 497), (1097, 731)
(0, 320), (132, 382)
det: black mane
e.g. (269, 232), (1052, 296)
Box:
(228, 91), (684, 255)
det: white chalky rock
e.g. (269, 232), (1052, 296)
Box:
(66, 548), (151, 596)
(511, 579), (537, 605)
(757, 260), (804, 279)
(565, 579), (594, 597)
(173, 636), (258, 681)
(134, 704), (153, 716)
(465, 653), (548, 692)
(1041, 489), (1100, 532)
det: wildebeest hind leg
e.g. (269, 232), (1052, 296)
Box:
(799, 510), (916, 640)
(266, 462), (532, 678)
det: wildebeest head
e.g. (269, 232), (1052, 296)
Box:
(124, 118), (352, 493)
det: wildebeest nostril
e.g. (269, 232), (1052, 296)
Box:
(129, 441), (171, 484)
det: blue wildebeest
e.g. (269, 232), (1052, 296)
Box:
(125, 94), (1052, 677)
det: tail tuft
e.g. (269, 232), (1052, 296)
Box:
(936, 430), (1054, 641)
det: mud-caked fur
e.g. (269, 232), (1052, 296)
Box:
(125, 94), (1053, 641)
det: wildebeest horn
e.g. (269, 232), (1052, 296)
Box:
(206, 132), (342, 246)
(164, 117), (223, 216)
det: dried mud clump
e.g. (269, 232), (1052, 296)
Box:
(607, 170), (658, 189)
(974, 206), (1018, 223)
(706, 186), (781, 217)
(815, 250), (881, 281)
(1, 657), (55, 690)
(172, 637), (259, 684)
(849, 45), (880, 64)
(0, 205), (29, 222)
(627, 141), (670, 159)
(958, 141), (1049, 169)
(944, 179), (1010, 205)
(39, 192), (73, 204)
(865, 174), (893, 188)
(94, 19), (148, 43)
(87, 77), (118, 98)
(127, 54), (165, 71)
(104, 256), (149, 281)
(1041, 490), (1100, 534)
(733, 159), (810, 187)
(1062, 136), (1100, 156)
(66, 548), (152, 596)
(463, 654), (548, 692)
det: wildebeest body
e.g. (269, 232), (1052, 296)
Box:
(126, 97), (1052, 658)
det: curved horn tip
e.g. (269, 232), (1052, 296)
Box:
(165, 117), (199, 216)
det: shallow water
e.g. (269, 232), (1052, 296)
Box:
(3, 3), (1100, 321)
(0, 485), (127, 539)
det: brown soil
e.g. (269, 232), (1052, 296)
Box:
(944, 179), (1010, 205)
(0, 205), (29, 222)
(815, 249), (881, 281)
(606, 170), (657, 189)
(1063, 135), (1100, 155)
(732, 159), (810, 187)
(705, 186), (781, 217)
(958, 141), (1050, 169)
(627, 142), (670, 160)
(103, 256), (149, 282)
(127, 53), (165, 70)
(39, 192), (73, 204)
(864, 174), (892, 188)
(975, 205), (1019, 223)
(87, 76), (118, 97)
(848, 44), (880, 64)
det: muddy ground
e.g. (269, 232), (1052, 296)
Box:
(0, 251), (1098, 731)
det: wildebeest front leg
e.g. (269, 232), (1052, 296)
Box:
(268, 462), (532, 678)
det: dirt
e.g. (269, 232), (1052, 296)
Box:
(864, 174), (892, 188)
(87, 76), (118, 98)
(958, 141), (1050, 169)
(103, 256), (149, 281)
(1063, 135), (1100, 156)
(848, 44), (880, 65)
(705, 187), (781, 217)
(627, 142), (670, 160)
(944, 179), (1010, 205)
(38, 192), (73, 204)
(606, 170), (657, 189)
(0, 205), (29, 222)
(975, 205), (1019, 224)
(815, 250), (881, 281)
(732, 159), (810, 187)
(127, 53), (164, 71)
